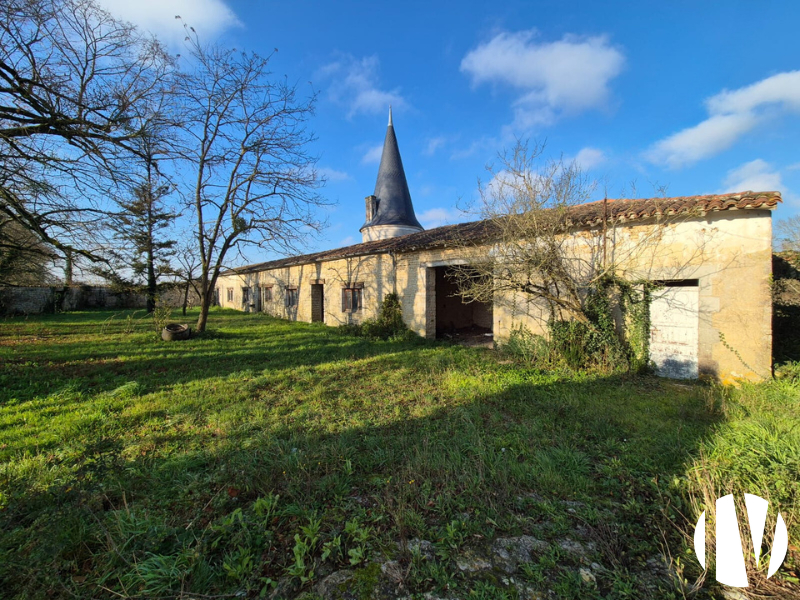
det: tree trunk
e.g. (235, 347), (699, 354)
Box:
(182, 280), (190, 316)
(145, 189), (157, 313)
(146, 258), (156, 313)
(64, 250), (73, 286)
(196, 290), (211, 332)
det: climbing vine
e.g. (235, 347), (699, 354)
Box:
(543, 275), (656, 372)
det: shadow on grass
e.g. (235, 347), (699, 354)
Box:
(0, 344), (722, 599)
(0, 309), (432, 408)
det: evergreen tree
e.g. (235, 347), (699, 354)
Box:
(109, 175), (177, 312)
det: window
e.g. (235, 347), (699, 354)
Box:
(261, 286), (273, 304)
(285, 287), (298, 307)
(242, 287), (250, 305)
(342, 284), (363, 312)
(227, 288), (234, 302)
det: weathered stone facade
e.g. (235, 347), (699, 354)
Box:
(215, 207), (775, 384)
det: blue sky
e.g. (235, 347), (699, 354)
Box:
(97, 0), (800, 264)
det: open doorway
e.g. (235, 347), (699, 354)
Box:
(434, 266), (493, 346)
(311, 284), (325, 323)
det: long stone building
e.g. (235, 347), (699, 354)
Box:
(215, 112), (779, 383)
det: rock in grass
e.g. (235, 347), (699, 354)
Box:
(405, 538), (435, 560)
(312, 569), (354, 599)
(579, 567), (597, 585)
(491, 535), (549, 573)
(514, 581), (547, 600)
(455, 550), (492, 572)
(558, 538), (594, 557)
(380, 559), (404, 582)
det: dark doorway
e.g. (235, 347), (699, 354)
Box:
(311, 284), (325, 323)
(434, 266), (493, 345)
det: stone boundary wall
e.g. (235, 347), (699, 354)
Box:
(0, 285), (203, 315)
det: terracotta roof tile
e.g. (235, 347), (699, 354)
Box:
(228, 190), (781, 274)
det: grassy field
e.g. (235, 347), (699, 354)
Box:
(0, 309), (797, 599)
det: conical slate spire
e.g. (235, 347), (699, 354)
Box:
(361, 109), (423, 231)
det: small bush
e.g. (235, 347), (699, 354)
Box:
(152, 305), (172, 336)
(357, 293), (414, 341)
(500, 277), (652, 373)
(549, 319), (627, 370)
(775, 360), (800, 383)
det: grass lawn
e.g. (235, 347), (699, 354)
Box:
(0, 309), (797, 599)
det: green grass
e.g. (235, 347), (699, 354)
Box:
(0, 308), (797, 599)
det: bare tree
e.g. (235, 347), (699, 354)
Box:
(174, 239), (202, 316)
(776, 216), (800, 254)
(450, 140), (602, 323)
(448, 140), (694, 369)
(0, 0), (173, 267)
(177, 35), (327, 332)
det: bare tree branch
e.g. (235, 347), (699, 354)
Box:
(0, 0), (174, 273)
(176, 32), (329, 332)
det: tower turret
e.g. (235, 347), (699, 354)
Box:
(360, 108), (424, 242)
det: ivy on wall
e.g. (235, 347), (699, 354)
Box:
(507, 276), (656, 373)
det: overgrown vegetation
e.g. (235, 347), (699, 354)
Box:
(339, 293), (416, 341)
(773, 251), (800, 367)
(501, 276), (654, 373)
(675, 380), (800, 596)
(0, 310), (796, 599)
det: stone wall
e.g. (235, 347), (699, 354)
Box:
(0, 284), (203, 315)
(0, 286), (146, 315)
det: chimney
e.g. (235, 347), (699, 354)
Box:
(365, 195), (378, 222)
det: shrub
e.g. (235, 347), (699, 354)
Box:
(337, 293), (414, 341)
(501, 316), (637, 373)
(360, 293), (411, 340)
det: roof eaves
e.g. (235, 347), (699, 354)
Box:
(222, 191), (781, 276)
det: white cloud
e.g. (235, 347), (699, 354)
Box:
(706, 71), (800, 114)
(647, 71), (800, 168)
(318, 167), (350, 182)
(339, 235), (357, 246)
(361, 144), (383, 165)
(320, 55), (407, 118)
(96, 0), (241, 45)
(418, 207), (468, 228)
(718, 159), (797, 205)
(647, 113), (759, 169)
(720, 159), (783, 194)
(484, 169), (538, 201)
(460, 30), (625, 128)
(574, 147), (605, 171)
(424, 136), (447, 156)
